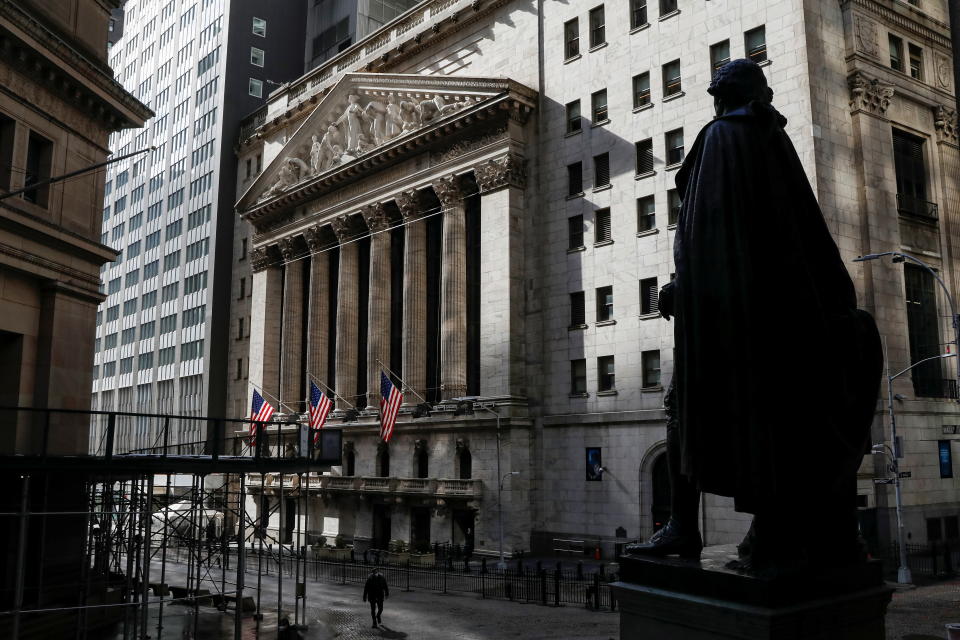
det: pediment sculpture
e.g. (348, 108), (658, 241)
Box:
(256, 89), (481, 202)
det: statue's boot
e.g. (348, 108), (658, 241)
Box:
(624, 518), (703, 560)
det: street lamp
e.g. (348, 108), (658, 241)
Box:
(854, 251), (960, 585)
(499, 471), (521, 570)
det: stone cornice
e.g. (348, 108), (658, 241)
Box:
(840, 0), (951, 50)
(0, 239), (102, 291)
(0, 1), (152, 129)
(848, 71), (895, 117)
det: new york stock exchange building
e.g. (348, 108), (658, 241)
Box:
(228, 0), (960, 557)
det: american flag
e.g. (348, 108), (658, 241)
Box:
(309, 381), (333, 443)
(379, 371), (402, 442)
(249, 389), (275, 445)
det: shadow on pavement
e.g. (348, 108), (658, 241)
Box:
(376, 625), (407, 638)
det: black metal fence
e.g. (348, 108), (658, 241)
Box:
(218, 545), (618, 611)
(880, 540), (960, 578)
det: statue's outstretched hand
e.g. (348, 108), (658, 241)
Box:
(659, 281), (675, 321)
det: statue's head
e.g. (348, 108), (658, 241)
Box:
(312, 134), (318, 142)
(708, 59), (773, 116)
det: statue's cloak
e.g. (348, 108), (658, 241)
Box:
(672, 103), (882, 513)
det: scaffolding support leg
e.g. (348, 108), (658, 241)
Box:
(12, 474), (30, 640)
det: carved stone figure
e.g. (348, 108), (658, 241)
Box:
(337, 94), (369, 153)
(416, 94), (445, 124)
(364, 99), (389, 146)
(309, 134), (323, 174)
(625, 59), (883, 575)
(398, 98), (420, 131)
(262, 156), (311, 199)
(385, 93), (404, 138)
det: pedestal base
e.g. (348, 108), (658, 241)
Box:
(612, 545), (892, 640)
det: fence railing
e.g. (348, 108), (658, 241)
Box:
(897, 192), (939, 222)
(881, 540), (960, 578)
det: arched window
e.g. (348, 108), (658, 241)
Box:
(458, 448), (472, 479)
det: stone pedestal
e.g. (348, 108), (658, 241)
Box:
(612, 545), (892, 640)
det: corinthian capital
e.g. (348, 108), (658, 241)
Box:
(251, 245), (279, 272)
(432, 175), (465, 207)
(330, 214), (356, 242)
(361, 202), (390, 232)
(395, 189), (425, 221)
(848, 72), (894, 116)
(474, 153), (527, 192)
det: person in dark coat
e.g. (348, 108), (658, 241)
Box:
(628, 59), (882, 573)
(362, 567), (389, 628)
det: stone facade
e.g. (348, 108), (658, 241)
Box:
(233, 0), (960, 556)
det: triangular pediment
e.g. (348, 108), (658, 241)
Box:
(237, 73), (532, 215)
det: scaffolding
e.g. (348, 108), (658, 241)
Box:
(0, 407), (341, 640)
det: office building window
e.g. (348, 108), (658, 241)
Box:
(665, 128), (684, 165)
(636, 138), (653, 174)
(637, 196), (655, 232)
(238, 277), (246, 299)
(564, 18), (580, 59)
(138, 353), (153, 371)
(568, 162), (583, 196)
(668, 189), (681, 225)
(161, 282), (178, 303)
(568, 215), (584, 249)
(663, 59), (681, 97)
(642, 350), (661, 387)
(889, 34), (904, 72)
(596, 285), (613, 321)
(594, 207), (611, 243)
(594, 153), (610, 188)
(240, 238), (247, 260)
(571, 359), (587, 394)
(598, 355), (615, 391)
(745, 26), (767, 64)
(141, 320), (155, 339)
(630, 0), (647, 29)
(633, 72), (651, 108)
(237, 317), (245, 339)
(640, 277), (659, 315)
(939, 440), (953, 478)
(123, 299), (138, 316)
(252, 17), (266, 36)
(893, 129), (932, 220)
(589, 5), (605, 48)
(711, 40), (730, 75)
(905, 264), (944, 397)
(659, 0), (677, 16)
(249, 78), (263, 98)
(908, 43), (923, 80)
(160, 314), (177, 335)
(570, 291), (586, 326)
(566, 100), (581, 133)
(592, 89), (608, 123)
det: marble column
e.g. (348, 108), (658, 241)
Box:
(304, 225), (329, 393)
(250, 245), (283, 410)
(434, 175), (467, 400)
(332, 215), (359, 410)
(396, 189), (427, 403)
(279, 236), (305, 413)
(362, 203), (391, 408)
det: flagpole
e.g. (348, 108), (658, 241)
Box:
(306, 372), (356, 410)
(376, 359), (428, 405)
(247, 380), (283, 413)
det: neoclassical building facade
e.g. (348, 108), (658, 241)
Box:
(232, 0), (960, 556)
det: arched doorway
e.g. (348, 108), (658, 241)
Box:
(651, 453), (671, 533)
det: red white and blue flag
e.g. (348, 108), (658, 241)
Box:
(379, 371), (402, 442)
(249, 389), (275, 445)
(309, 381), (333, 444)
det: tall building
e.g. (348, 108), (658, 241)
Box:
(233, 0), (960, 557)
(305, 0), (421, 70)
(91, 0), (306, 453)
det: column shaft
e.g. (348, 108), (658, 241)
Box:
(435, 176), (467, 400)
(335, 236), (359, 410)
(280, 257), (305, 412)
(249, 249), (282, 410)
(399, 191), (427, 403)
(306, 235), (330, 391)
(364, 205), (391, 408)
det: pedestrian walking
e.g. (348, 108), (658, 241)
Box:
(362, 567), (389, 628)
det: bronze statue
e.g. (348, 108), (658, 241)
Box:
(626, 60), (883, 573)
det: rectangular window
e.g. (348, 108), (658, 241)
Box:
(637, 196), (656, 232)
(145, 231), (160, 251)
(596, 285), (613, 321)
(143, 260), (159, 280)
(668, 189), (681, 225)
(238, 277), (246, 299)
(642, 350), (661, 387)
(905, 263), (943, 397)
(138, 353), (153, 371)
(108, 277), (121, 294)
(141, 291), (156, 308)
(252, 16), (266, 36)
(594, 207), (611, 243)
(570, 291), (586, 326)
(589, 5), (605, 48)
(159, 314), (177, 334)
(564, 18), (580, 59)
(183, 305), (205, 327)
(593, 153), (610, 188)
(568, 162), (583, 196)
(571, 359), (587, 394)
(630, 0), (648, 29)
(103, 361), (116, 377)
(141, 320), (155, 339)
(908, 43), (923, 80)
(939, 440), (953, 478)
(663, 59), (681, 97)
(250, 47), (265, 67)
(945, 515), (959, 540)
(598, 355), (615, 391)
(236, 358), (244, 380)
(165, 219), (182, 240)
(666, 128), (684, 165)
(237, 317), (245, 339)
(745, 26), (767, 64)
(121, 327), (136, 345)
(185, 272), (207, 294)
(125, 270), (139, 287)
(0, 115), (15, 192)
(240, 238), (248, 260)
(104, 332), (118, 349)
(123, 299), (138, 316)
(161, 282), (178, 303)
(889, 34), (904, 72)
(24, 131), (53, 207)
(249, 78), (263, 98)
(128, 240), (141, 260)
(636, 138), (653, 175)
(659, 0), (677, 15)
(568, 215), (584, 249)
(591, 89), (608, 123)
(640, 277), (659, 315)
(158, 347), (175, 366)
(633, 72), (651, 108)
(566, 100), (581, 133)
(893, 129), (933, 220)
(711, 40), (731, 75)
(163, 251), (180, 271)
